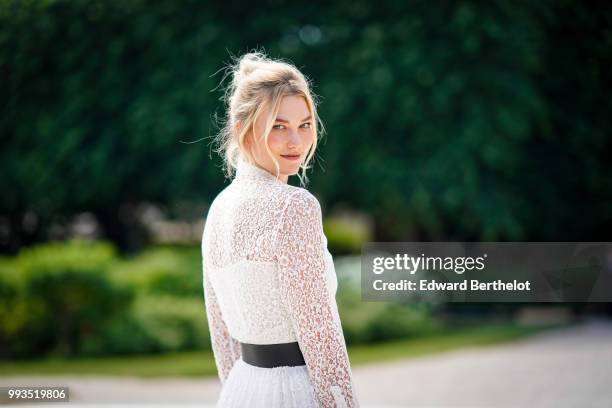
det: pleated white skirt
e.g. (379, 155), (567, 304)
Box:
(216, 357), (319, 407)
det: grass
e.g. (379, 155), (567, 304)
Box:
(0, 322), (568, 378)
(0, 349), (219, 378)
(347, 322), (567, 365)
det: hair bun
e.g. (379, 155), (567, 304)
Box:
(237, 52), (265, 78)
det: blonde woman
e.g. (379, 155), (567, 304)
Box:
(201, 50), (360, 407)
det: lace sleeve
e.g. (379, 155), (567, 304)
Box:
(203, 264), (242, 385)
(275, 189), (359, 408)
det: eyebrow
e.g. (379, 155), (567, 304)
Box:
(275, 115), (312, 123)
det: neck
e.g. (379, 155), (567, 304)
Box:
(254, 163), (288, 184)
(235, 157), (288, 185)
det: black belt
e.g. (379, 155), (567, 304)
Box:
(240, 341), (306, 368)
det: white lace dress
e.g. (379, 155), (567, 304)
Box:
(201, 156), (359, 407)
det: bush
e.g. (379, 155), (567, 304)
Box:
(337, 286), (441, 344)
(3, 239), (134, 358)
(110, 245), (203, 297)
(81, 294), (210, 356)
(0, 260), (29, 358)
(323, 215), (372, 255)
(1, 240), (211, 359)
(365, 303), (442, 342)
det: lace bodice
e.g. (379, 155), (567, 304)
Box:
(202, 157), (359, 407)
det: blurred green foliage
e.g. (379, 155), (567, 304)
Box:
(81, 294), (210, 356)
(109, 245), (203, 297)
(1, 1), (611, 254)
(0, 240), (133, 358)
(1, 239), (441, 359)
(323, 215), (372, 255)
(338, 287), (442, 344)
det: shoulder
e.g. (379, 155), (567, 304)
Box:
(203, 185), (234, 224)
(279, 186), (322, 221)
(274, 187), (325, 252)
(204, 188), (225, 216)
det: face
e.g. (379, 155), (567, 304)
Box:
(242, 95), (314, 183)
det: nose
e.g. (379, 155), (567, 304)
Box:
(287, 130), (301, 149)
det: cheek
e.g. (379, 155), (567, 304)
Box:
(267, 133), (286, 151)
(303, 130), (315, 146)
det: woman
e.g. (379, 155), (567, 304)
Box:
(202, 50), (359, 407)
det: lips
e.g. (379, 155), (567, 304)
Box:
(281, 154), (301, 161)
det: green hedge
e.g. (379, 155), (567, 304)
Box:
(0, 239), (209, 359)
(0, 240), (133, 358)
(81, 294), (210, 356)
(109, 245), (203, 297)
(1, 239), (441, 359)
(337, 287), (440, 344)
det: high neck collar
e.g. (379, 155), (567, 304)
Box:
(234, 157), (287, 184)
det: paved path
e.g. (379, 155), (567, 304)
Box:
(2, 318), (611, 407)
(353, 318), (612, 408)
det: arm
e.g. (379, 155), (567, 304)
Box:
(203, 249), (242, 385)
(275, 189), (359, 407)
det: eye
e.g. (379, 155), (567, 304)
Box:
(272, 122), (312, 130)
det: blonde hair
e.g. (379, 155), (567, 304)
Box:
(212, 49), (324, 187)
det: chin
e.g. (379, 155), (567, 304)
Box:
(288, 165), (302, 175)
(276, 160), (301, 174)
